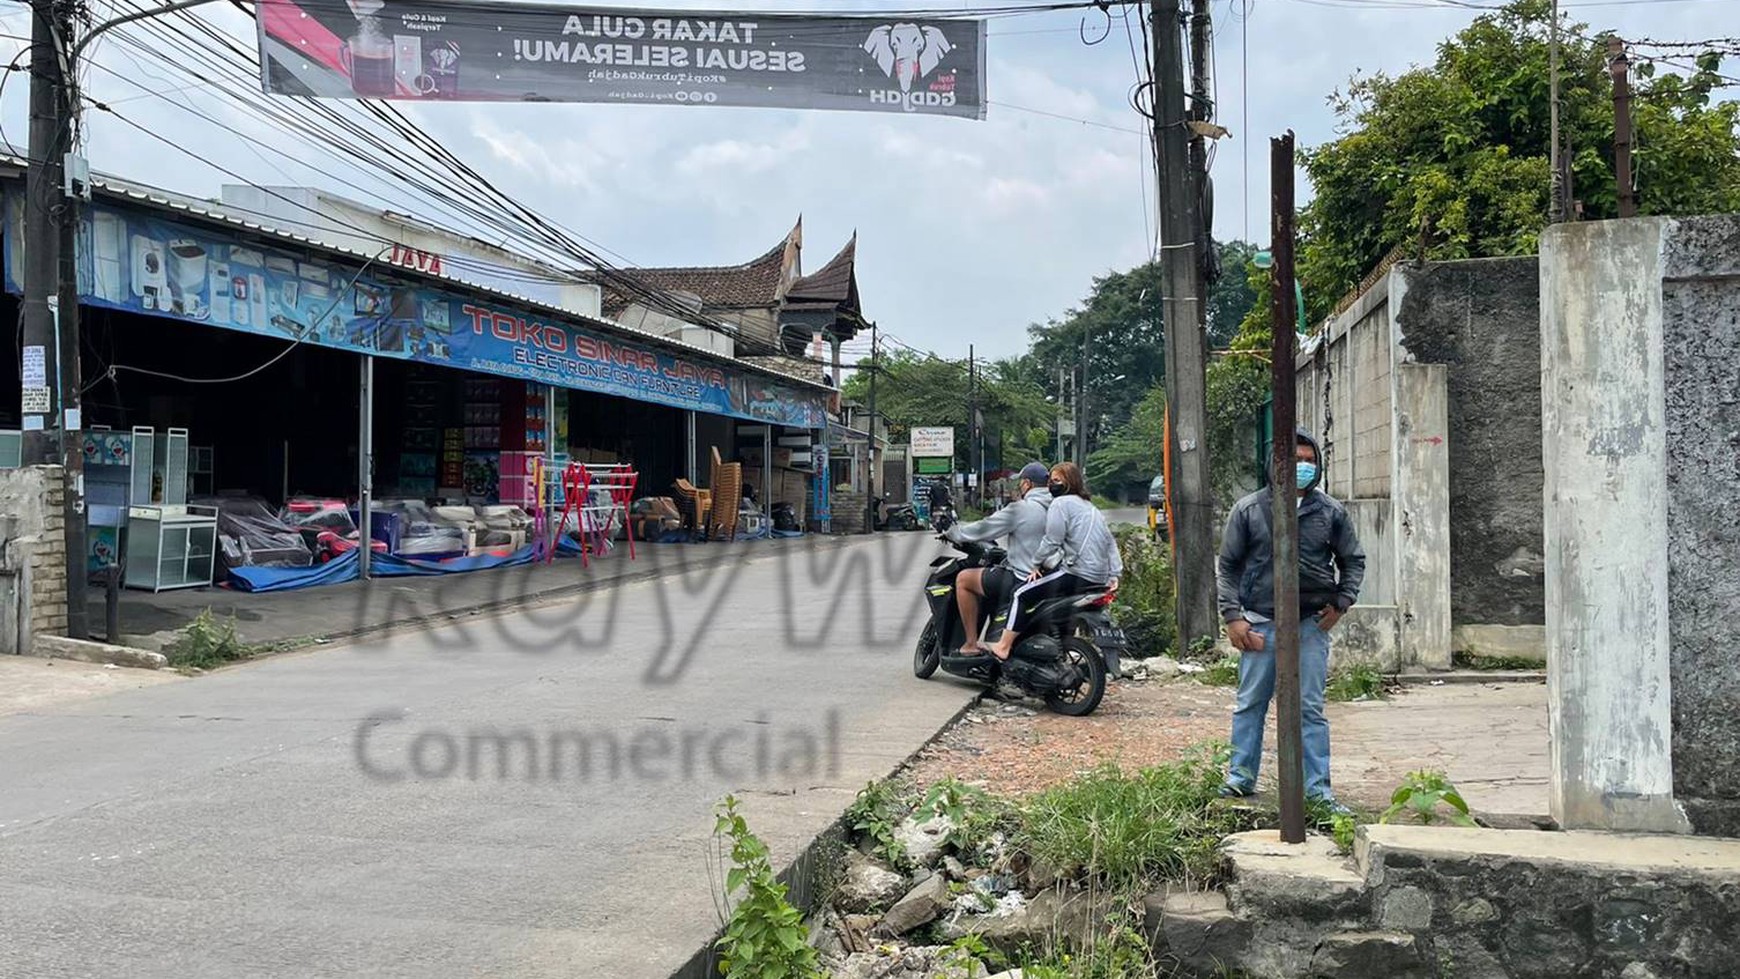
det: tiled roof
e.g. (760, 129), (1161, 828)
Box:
(600, 220), (800, 317)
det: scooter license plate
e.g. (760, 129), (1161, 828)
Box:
(1091, 625), (1129, 649)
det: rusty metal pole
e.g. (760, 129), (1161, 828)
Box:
(1270, 131), (1306, 844)
(1608, 36), (1636, 218)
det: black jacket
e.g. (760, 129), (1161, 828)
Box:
(1215, 429), (1366, 621)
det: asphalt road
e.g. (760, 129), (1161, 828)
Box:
(0, 533), (975, 979)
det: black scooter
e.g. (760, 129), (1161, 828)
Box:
(912, 508), (1113, 716)
(871, 496), (920, 531)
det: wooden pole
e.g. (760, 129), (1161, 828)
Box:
(1270, 131), (1305, 845)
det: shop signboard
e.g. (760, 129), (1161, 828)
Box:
(256, 0), (987, 120)
(910, 426), (954, 458)
(913, 456), (952, 475)
(3, 194), (828, 429)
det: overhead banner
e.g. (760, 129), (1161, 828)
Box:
(256, 0), (987, 119)
(1, 193), (829, 429)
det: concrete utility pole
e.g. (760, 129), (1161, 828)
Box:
(1270, 131), (1306, 845)
(866, 322), (878, 532)
(1153, 0), (1218, 649)
(1608, 36), (1636, 218)
(23, 0), (90, 637)
(967, 344), (979, 500)
(21, 0), (68, 465)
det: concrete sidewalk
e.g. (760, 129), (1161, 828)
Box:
(89, 534), (858, 652)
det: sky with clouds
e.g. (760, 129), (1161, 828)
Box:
(0, 0), (1729, 361)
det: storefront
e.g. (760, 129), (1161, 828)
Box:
(0, 176), (832, 587)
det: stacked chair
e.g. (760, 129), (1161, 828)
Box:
(709, 447), (743, 541)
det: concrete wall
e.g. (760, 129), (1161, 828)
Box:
(1297, 272), (1450, 671)
(1660, 216), (1740, 835)
(0, 465), (68, 654)
(1540, 218), (1690, 834)
(1393, 259), (1546, 653)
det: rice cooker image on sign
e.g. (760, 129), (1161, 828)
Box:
(130, 235), (167, 311)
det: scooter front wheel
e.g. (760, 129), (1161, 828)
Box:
(1045, 637), (1107, 716)
(914, 621), (941, 679)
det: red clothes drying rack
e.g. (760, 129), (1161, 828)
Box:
(553, 462), (638, 568)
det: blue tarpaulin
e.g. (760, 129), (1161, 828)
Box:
(223, 531), (800, 593)
(225, 543), (540, 593)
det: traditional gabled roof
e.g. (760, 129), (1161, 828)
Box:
(599, 219), (802, 317)
(785, 232), (857, 309)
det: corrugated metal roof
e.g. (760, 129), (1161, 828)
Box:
(0, 149), (828, 392)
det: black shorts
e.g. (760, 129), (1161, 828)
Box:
(981, 564), (1021, 613)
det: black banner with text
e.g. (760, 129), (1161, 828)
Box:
(257, 0), (986, 119)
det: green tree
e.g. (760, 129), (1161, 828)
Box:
(841, 350), (1052, 474)
(1085, 241), (1262, 499)
(1298, 0), (1740, 317)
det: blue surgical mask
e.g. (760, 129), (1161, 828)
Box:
(1296, 462), (1319, 490)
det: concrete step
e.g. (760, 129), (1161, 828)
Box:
(1222, 830), (1370, 923)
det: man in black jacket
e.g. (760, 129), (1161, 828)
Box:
(1215, 428), (1365, 807)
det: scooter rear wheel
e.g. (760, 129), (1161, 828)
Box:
(1045, 637), (1107, 716)
(914, 622), (941, 679)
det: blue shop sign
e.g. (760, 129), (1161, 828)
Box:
(1, 193), (827, 429)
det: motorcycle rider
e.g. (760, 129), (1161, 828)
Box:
(943, 461), (1054, 654)
(983, 462), (1122, 665)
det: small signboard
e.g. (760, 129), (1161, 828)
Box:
(910, 426), (955, 458)
(914, 456), (952, 475)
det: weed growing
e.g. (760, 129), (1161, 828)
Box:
(1452, 650), (1544, 672)
(846, 779), (910, 870)
(163, 610), (253, 672)
(1382, 769), (1476, 827)
(710, 795), (820, 979)
(1017, 747), (1245, 892)
(1325, 663), (1387, 702)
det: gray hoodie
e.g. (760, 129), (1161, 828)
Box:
(946, 487), (1053, 575)
(1216, 428), (1366, 622)
(1034, 493), (1124, 584)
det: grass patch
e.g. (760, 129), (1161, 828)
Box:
(163, 610), (254, 672)
(1198, 654), (1241, 687)
(1326, 663), (1387, 702)
(1452, 650), (1544, 671)
(1017, 747), (1247, 892)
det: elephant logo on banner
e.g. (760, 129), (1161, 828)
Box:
(863, 24), (954, 93)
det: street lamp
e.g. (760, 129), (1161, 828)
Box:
(1253, 250), (1308, 336)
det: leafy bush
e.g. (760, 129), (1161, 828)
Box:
(163, 610), (252, 671)
(1110, 525), (1176, 658)
(1017, 747), (1242, 890)
(711, 796), (821, 979)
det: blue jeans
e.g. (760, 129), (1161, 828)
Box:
(1225, 617), (1334, 801)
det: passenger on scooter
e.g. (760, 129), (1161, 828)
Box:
(983, 462), (1122, 662)
(943, 461), (1054, 654)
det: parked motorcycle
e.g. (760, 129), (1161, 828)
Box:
(912, 508), (1115, 716)
(871, 496), (920, 532)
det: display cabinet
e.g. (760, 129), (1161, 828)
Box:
(125, 504), (217, 592)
